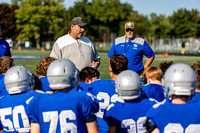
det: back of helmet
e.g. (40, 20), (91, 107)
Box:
(47, 59), (79, 90)
(4, 66), (34, 94)
(162, 63), (196, 99)
(115, 70), (142, 101)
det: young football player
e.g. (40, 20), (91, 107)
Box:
(0, 66), (37, 132)
(35, 56), (55, 93)
(78, 66), (100, 92)
(190, 61), (200, 102)
(141, 66), (165, 102)
(146, 63), (200, 133)
(28, 59), (99, 133)
(0, 56), (15, 96)
(88, 54), (128, 133)
(159, 61), (174, 74)
(104, 70), (157, 132)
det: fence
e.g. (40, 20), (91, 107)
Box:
(151, 37), (200, 55)
(12, 37), (200, 55)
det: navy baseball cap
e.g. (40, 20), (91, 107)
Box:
(71, 17), (87, 26)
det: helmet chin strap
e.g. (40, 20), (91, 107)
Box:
(166, 87), (171, 101)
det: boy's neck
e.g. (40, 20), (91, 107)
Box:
(148, 79), (162, 85)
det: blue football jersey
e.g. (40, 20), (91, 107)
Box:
(0, 39), (11, 57)
(77, 82), (90, 92)
(146, 101), (200, 132)
(0, 74), (9, 97)
(104, 98), (156, 133)
(27, 89), (98, 133)
(189, 91), (200, 103)
(142, 83), (165, 102)
(39, 76), (54, 92)
(0, 91), (39, 132)
(88, 79), (124, 133)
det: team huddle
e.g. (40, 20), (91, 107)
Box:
(0, 55), (200, 133)
(0, 16), (200, 133)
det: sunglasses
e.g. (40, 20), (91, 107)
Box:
(126, 28), (134, 32)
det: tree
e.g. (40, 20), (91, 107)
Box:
(15, 0), (66, 47)
(66, 0), (132, 42)
(169, 8), (200, 37)
(149, 13), (171, 39)
(0, 3), (19, 40)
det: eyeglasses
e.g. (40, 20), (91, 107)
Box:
(126, 28), (134, 32)
(79, 26), (86, 30)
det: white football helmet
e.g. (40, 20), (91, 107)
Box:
(4, 66), (34, 94)
(115, 70), (142, 100)
(47, 59), (79, 89)
(162, 63), (196, 98)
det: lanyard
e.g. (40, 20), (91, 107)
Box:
(124, 38), (131, 56)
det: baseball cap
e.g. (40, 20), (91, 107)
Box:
(71, 17), (87, 26)
(125, 22), (135, 29)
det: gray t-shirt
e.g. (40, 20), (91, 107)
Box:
(50, 34), (100, 71)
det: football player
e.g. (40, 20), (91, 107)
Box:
(104, 70), (157, 132)
(28, 59), (99, 133)
(88, 54), (128, 133)
(190, 61), (200, 102)
(141, 66), (165, 102)
(146, 63), (200, 133)
(77, 66), (100, 92)
(35, 56), (55, 93)
(0, 56), (15, 96)
(0, 66), (37, 132)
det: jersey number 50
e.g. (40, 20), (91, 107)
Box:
(0, 105), (30, 132)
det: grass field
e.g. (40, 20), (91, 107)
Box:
(12, 49), (200, 79)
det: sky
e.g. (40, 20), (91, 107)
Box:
(1, 0), (200, 16)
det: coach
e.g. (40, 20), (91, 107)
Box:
(107, 22), (155, 74)
(50, 17), (100, 71)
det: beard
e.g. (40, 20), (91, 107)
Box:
(127, 34), (133, 39)
(74, 32), (83, 39)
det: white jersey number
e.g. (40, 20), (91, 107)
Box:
(43, 110), (77, 133)
(0, 105), (30, 132)
(164, 123), (200, 132)
(121, 117), (147, 133)
(96, 92), (123, 118)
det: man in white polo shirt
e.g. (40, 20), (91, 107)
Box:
(50, 17), (100, 71)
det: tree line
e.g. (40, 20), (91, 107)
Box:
(0, 0), (200, 47)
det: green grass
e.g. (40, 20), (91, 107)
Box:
(11, 48), (51, 55)
(12, 49), (200, 79)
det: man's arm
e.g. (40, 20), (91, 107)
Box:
(31, 123), (40, 133)
(86, 121), (100, 133)
(144, 55), (155, 69)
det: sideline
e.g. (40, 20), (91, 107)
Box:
(12, 55), (46, 60)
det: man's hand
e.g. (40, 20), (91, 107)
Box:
(89, 61), (100, 69)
